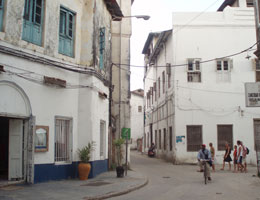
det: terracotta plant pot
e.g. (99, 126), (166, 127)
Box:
(78, 162), (91, 180)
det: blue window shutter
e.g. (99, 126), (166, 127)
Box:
(99, 27), (105, 69)
(0, 0), (4, 31)
(22, 0), (43, 46)
(59, 7), (75, 57)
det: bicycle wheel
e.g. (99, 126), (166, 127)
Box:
(204, 164), (207, 184)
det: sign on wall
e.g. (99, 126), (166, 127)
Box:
(121, 128), (131, 140)
(245, 82), (260, 107)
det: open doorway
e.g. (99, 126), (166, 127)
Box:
(0, 117), (9, 180)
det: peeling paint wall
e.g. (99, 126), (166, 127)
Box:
(2, 0), (112, 76)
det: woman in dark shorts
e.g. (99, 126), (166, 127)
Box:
(220, 142), (232, 171)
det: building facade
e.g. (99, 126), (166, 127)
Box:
(130, 89), (144, 150)
(0, 0), (122, 183)
(110, 0), (133, 166)
(143, 0), (259, 165)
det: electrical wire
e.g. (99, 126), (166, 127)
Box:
(116, 40), (259, 68)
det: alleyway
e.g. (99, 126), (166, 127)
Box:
(112, 151), (260, 200)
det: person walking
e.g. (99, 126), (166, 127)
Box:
(220, 142), (232, 171)
(209, 143), (215, 172)
(233, 145), (238, 172)
(237, 140), (244, 172)
(241, 141), (248, 173)
(197, 144), (212, 181)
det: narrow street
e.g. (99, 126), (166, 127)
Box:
(112, 151), (260, 200)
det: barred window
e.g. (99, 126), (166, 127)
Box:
(159, 130), (162, 149)
(55, 117), (72, 162)
(169, 126), (173, 151)
(217, 125), (233, 151)
(163, 128), (167, 150)
(187, 125), (202, 152)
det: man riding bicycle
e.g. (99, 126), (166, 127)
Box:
(197, 144), (212, 181)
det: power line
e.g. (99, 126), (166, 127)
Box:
(117, 41), (259, 68)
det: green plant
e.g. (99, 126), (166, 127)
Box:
(113, 138), (125, 166)
(77, 141), (95, 163)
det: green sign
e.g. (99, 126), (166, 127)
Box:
(121, 128), (131, 140)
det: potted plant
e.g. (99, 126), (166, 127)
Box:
(77, 141), (95, 180)
(113, 138), (125, 178)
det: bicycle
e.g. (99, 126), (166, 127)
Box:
(200, 159), (210, 184)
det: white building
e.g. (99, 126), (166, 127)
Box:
(143, 0), (259, 165)
(130, 89), (144, 150)
(0, 0), (123, 183)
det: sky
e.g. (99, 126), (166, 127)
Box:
(130, 0), (225, 91)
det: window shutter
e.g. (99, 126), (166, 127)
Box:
(34, 0), (42, 25)
(59, 10), (66, 35)
(0, 0), (4, 31)
(67, 13), (74, 38)
(187, 59), (193, 71)
(23, 0), (30, 20)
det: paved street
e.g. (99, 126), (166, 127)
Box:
(112, 151), (260, 200)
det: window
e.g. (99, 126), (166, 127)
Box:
(151, 87), (153, 104)
(138, 106), (142, 112)
(163, 128), (167, 150)
(254, 59), (260, 82)
(216, 59), (232, 82)
(187, 125), (202, 152)
(59, 6), (76, 57)
(147, 133), (149, 148)
(99, 27), (105, 69)
(246, 0), (254, 7)
(100, 121), (106, 158)
(254, 120), (260, 151)
(155, 130), (157, 148)
(166, 63), (171, 88)
(144, 133), (146, 149)
(162, 71), (165, 93)
(158, 77), (160, 98)
(55, 117), (72, 162)
(159, 130), (161, 149)
(169, 126), (173, 151)
(187, 59), (201, 82)
(217, 125), (233, 151)
(22, 0), (44, 46)
(0, 0), (4, 32)
(153, 82), (157, 101)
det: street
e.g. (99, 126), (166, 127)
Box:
(112, 151), (260, 200)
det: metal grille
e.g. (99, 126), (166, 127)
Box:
(55, 118), (71, 162)
(187, 126), (202, 152)
(159, 130), (161, 149)
(169, 127), (173, 151)
(163, 128), (166, 150)
(254, 120), (260, 177)
(217, 125), (233, 151)
(187, 72), (201, 82)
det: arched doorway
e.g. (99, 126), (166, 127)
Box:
(0, 80), (34, 183)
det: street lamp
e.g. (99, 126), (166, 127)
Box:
(112, 15), (151, 21)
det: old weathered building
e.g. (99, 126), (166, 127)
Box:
(0, 0), (123, 183)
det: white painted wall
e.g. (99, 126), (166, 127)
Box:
(130, 92), (144, 149)
(172, 6), (258, 164)
(144, 4), (259, 164)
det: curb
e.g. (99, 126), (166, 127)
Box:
(83, 177), (149, 200)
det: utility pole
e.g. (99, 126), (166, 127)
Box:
(253, 0), (260, 177)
